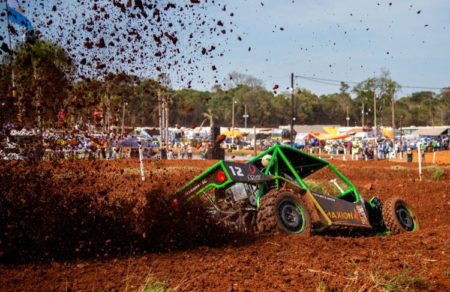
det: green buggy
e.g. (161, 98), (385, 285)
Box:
(171, 145), (419, 235)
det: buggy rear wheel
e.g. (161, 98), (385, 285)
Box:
(256, 189), (311, 235)
(382, 197), (419, 234)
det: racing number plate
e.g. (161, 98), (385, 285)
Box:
(223, 161), (273, 183)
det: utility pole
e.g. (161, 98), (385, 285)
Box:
(361, 103), (365, 128)
(346, 106), (350, 127)
(391, 92), (395, 142)
(158, 88), (170, 147)
(121, 100), (127, 135)
(290, 72), (295, 144)
(231, 96), (236, 144)
(373, 91), (377, 134)
(243, 104), (249, 129)
(158, 89), (162, 149)
(161, 93), (166, 145)
(165, 94), (169, 146)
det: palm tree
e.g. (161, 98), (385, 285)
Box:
(202, 108), (216, 128)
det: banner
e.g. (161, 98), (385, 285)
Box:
(1, 1), (33, 30)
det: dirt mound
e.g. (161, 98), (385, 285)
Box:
(0, 159), (242, 263)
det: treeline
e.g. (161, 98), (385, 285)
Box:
(1, 40), (449, 129)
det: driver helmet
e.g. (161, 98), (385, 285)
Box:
(261, 154), (272, 167)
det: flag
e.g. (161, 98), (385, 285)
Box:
(1, 1), (33, 30)
(7, 0), (25, 13)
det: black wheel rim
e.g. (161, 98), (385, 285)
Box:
(395, 204), (415, 231)
(277, 199), (305, 233)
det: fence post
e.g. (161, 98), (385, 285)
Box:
(417, 143), (422, 181)
(139, 145), (145, 181)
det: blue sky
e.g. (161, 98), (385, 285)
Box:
(2, 0), (449, 97)
(197, 0), (450, 96)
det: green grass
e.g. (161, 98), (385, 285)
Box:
(310, 267), (429, 291)
(368, 268), (427, 291)
(138, 275), (171, 292)
(315, 281), (327, 292)
(427, 166), (445, 180)
(304, 179), (328, 195)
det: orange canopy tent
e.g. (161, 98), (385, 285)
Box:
(308, 132), (349, 141)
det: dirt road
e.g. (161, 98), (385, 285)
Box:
(0, 157), (449, 291)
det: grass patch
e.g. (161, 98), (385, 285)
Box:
(138, 275), (171, 292)
(315, 281), (327, 292)
(309, 266), (429, 291)
(427, 166), (445, 180)
(303, 179), (329, 195)
(368, 268), (428, 291)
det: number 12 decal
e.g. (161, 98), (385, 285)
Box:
(228, 165), (244, 177)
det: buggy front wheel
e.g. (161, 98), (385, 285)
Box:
(256, 189), (311, 235)
(382, 197), (419, 234)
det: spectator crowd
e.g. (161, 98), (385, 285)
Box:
(1, 123), (449, 162)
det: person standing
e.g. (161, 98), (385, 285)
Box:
(167, 148), (174, 160)
(394, 141), (400, 159)
(406, 147), (413, 163)
(180, 144), (186, 159)
(173, 124), (183, 146)
(351, 141), (359, 160)
(200, 146), (207, 160)
(420, 143), (426, 162)
(187, 144), (193, 159)
(377, 142), (384, 160)
(401, 141), (407, 160)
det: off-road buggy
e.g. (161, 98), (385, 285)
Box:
(171, 145), (419, 235)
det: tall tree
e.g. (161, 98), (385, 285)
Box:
(12, 39), (73, 127)
(353, 78), (376, 126)
(227, 72), (264, 89)
(438, 88), (450, 124)
(69, 78), (103, 127)
(377, 70), (401, 128)
(0, 63), (14, 125)
(353, 70), (401, 128)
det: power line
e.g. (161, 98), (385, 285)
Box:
(398, 84), (446, 90)
(294, 74), (446, 91)
(297, 75), (358, 85)
(297, 76), (344, 87)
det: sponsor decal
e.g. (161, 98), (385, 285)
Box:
(326, 211), (354, 220)
(354, 205), (369, 225)
(247, 174), (262, 181)
(184, 178), (208, 196)
(248, 164), (257, 174)
(314, 193), (336, 202)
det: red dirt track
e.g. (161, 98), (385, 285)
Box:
(1, 157), (449, 291)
